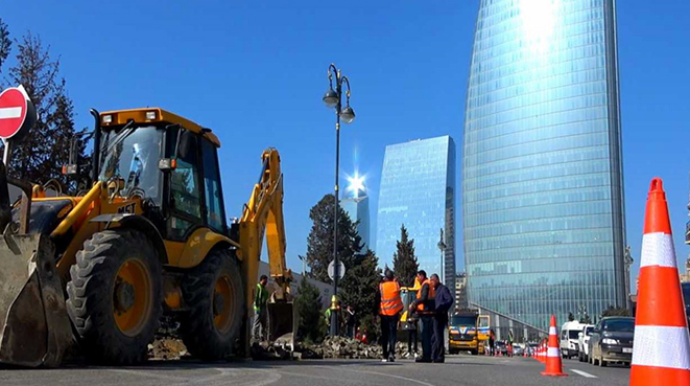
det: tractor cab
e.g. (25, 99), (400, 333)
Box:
(95, 108), (228, 240)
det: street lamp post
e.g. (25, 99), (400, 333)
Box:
(323, 63), (355, 337)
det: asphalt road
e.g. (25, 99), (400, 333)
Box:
(0, 354), (629, 386)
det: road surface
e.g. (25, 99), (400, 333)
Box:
(0, 354), (629, 386)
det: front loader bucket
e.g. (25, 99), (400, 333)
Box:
(0, 233), (72, 367)
(267, 302), (297, 346)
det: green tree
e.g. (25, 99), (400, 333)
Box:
(601, 306), (632, 317)
(0, 18), (10, 71)
(0, 29), (85, 187)
(579, 313), (593, 324)
(340, 249), (382, 319)
(568, 312), (575, 322)
(294, 278), (327, 343)
(392, 225), (419, 287)
(300, 194), (363, 283)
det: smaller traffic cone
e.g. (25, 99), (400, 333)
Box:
(539, 344), (545, 363)
(541, 315), (567, 377)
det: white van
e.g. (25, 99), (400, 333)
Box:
(560, 321), (585, 359)
(577, 324), (595, 362)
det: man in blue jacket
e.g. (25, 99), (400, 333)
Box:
(430, 274), (454, 363)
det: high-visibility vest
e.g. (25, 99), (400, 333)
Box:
(254, 283), (269, 312)
(416, 280), (436, 313)
(379, 281), (403, 316)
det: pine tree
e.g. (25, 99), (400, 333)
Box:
(300, 194), (363, 283)
(1, 30), (85, 187)
(295, 278), (327, 343)
(392, 225), (419, 287)
(340, 249), (382, 317)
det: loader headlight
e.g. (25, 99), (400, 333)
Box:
(146, 111), (157, 120)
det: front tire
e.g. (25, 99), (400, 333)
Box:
(181, 249), (245, 360)
(67, 229), (162, 364)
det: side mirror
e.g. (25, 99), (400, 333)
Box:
(578, 332), (583, 339)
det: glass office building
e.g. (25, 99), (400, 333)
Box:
(377, 136), (456, 290)
(341, 195), (371, 250)
(463, 0), (626, 331)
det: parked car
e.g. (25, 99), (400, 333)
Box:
(560, 320), (585, 359)
(588, 317), (634, 367)
(577, 324), (595, 362)
(513, 343), (524, 357)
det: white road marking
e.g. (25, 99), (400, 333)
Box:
(0, 107), (22, 119)
(108, 367), (282, 386)
(327, 366), (437, 386)
(571, 369), (597, 378)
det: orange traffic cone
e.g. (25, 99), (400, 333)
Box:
(538, 341), (546, 363)
(631, 178), (690, 386)
(542, 315), (567, 376)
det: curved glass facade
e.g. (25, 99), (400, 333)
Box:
(463, 0), (626, 331)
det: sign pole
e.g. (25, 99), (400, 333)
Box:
(1, 139), (10, 166)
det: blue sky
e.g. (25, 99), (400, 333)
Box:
(1, 1), (689, 289)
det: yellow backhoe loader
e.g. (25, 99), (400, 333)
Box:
(0, 108), (293, 367)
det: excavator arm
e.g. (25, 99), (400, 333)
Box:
(237, 148), (294, 344)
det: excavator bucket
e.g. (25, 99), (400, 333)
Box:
(267, 302), (296, 343)
(0, 233), (72, 367)
(0, 161), (72, 367)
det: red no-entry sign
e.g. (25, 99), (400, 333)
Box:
(0, 86), (35, 141)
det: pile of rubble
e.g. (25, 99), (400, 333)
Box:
(146, 336), (411, 361)
(296, 336), (409, 360)
(148, 338), (189, 361)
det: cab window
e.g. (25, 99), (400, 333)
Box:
(169, 130), (202, 238)
(201, 139), (226, 231)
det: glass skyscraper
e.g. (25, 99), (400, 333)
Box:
(341, 195), (371, 250)
(463, 0), (626, 331)
(377, 136), (456, 290)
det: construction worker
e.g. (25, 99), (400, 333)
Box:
(430, 274), (453, 363)
(409, 270), (435, 362)
(403, 276), (422, 359)
(253, 274), (269, 342)
(377, 270), (403, 362)
(345, 305), (357, 339)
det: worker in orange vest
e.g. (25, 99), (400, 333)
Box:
(378, 269), (404, 362)
(409, 270), (435, 363)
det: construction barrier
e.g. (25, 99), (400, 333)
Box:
(630, 178), (690, 386)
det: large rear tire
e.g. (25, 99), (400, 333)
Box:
(66, 229), (162, 364)
(181, 249), (245, 360)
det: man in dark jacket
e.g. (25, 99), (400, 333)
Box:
(430, 274), (454, 363)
